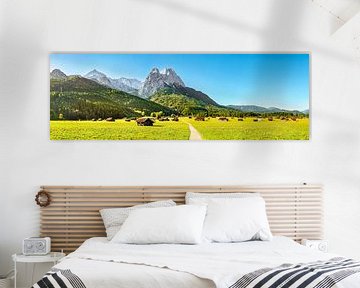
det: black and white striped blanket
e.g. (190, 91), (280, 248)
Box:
(32, 268), (86, 288)
(229, 257), (360, 288)
(32, 258), (360, 288)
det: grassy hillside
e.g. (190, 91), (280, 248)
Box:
(50, 76), (175, 120)
(160, 84), (219, 106)
(150, 89), (242, 117)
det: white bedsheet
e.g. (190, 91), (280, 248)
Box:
(55, 237), (360, 288)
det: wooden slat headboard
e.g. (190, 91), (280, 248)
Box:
(39, 184), (323, 253)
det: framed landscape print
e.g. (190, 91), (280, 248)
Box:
(50, 53), (310, 140)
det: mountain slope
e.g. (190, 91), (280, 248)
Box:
(150, 89), (240, 117)
(161, 84), (219, 106)
(50, 76), (175, 120)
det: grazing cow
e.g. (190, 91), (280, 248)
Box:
(218, 117), (229, 121)
(238, 118), (243, 121)
(106, 117), (115, 122)
(195, 116), (205, 121)
(97, 118), (102, 121)
(268, 117), (273, 121)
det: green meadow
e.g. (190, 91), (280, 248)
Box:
(187, 117), (309, 140)
(50, 117), (309, 140)
(50, 120), (190, 140)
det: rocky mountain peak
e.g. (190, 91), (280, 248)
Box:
(139, 67), (185, 98)
(85, 69), (107, 78)
(50, 69), (67, 80)
(150, 67), (160, 74)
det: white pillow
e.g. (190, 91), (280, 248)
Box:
(100, 200), (176, 240)
(186, 192), (259, 204)
(202, 197), (272, 243)
(111, 205), (207, 244)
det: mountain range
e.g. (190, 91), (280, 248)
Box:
(228, 105), (307, 115)
(83, 69), (142, 96)
(50, 67), (307, 120)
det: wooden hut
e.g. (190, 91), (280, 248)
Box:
(136, 117), (155, 126)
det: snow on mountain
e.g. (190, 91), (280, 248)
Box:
(113, 78), (142, 90)
(83, 69), (142, 95)
(84, 69), (112, 87)
(139, 68), (185, 98)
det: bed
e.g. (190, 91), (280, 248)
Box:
(33, 185), (360, 288)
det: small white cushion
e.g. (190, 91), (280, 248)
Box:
(111, 205), (207, 244)
(202, 197), (272, 243)
(186, 192), (259, 205)
(100, 200), (176, 240)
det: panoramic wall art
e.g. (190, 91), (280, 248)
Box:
(50, 53), (310, 140)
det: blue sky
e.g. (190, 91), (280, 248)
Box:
(50, 53), (309, 110)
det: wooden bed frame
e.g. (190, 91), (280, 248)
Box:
(39, 184), (323, 253)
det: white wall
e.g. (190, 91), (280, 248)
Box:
(1, 0), (360, 285)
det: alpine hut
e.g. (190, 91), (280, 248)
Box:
(136, 117), (155, 126)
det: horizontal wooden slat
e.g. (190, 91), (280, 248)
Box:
(39, 184), (323, 253)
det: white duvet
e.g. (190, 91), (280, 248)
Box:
(54, 237), (360, 288)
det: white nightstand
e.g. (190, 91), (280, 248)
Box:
(12, 252), (65, 288)
(301, 239), (328, 252)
